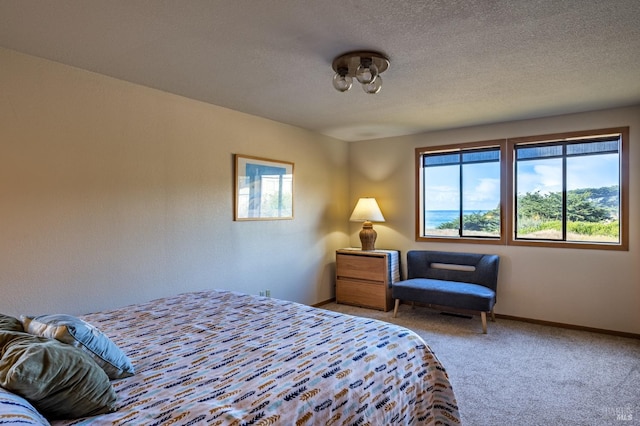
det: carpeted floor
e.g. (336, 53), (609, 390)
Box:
(321, 302), (640, 426)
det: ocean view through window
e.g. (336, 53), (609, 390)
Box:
(425, 210), (490, 229)
(417, 141), (504, 243)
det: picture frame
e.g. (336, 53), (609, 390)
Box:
(234, 154), (294, 221)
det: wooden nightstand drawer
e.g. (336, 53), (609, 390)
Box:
(336, 278), (389, 310)
(336, 253), (385, 282)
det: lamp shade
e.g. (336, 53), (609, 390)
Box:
(349, 198), (385, 222)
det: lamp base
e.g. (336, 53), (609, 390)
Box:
(359, 221), (377, 251)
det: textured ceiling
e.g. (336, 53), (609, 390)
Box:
(1, 0), (639, 141)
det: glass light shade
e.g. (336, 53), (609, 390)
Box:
(355, 60), (378, 84)
(332, 72), (353, 92)
(349, 198), (385, 222)
(363, 76), (382, 94)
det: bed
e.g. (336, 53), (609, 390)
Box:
(1, 290), (460, 425)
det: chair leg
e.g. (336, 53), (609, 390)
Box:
(393, 299), (400, 318)
(491, 309), (495, 322)
(481, 312), (487, 334)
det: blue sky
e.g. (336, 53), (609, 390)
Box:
(517, 153), (619, 193)
(426, 163), (500, 211)
(425, 153), (619, 211)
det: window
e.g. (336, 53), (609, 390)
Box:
(416, 140), (505, 245)
(416, 127), (628, 250)
(508, 128), (628, 250)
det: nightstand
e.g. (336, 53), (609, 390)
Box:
(335, 248), (400, 311)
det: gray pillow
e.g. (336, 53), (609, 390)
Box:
(0, 313), (24, 332)
(0, 330), (117, 420)
(21, 314), (134, 379)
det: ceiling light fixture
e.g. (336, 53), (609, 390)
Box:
(332, 51), (389, 94)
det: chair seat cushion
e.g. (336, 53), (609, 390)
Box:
(392, 278), (496, 312)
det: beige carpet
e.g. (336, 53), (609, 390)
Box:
(321, 302), (640, 426)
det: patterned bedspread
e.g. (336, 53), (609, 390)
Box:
(53, 290), (459, 425)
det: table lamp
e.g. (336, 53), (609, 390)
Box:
(349, 197), (385, 251)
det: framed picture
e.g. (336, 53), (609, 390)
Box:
(234, 155), (294, 221)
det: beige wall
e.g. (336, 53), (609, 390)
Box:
(0, 48), (350, 317)
(348, 106), (640, 334)
(2, 47), (638, 335)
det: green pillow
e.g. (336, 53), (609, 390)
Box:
(21, 314), (134, 379)
(0, 330), (117, 420)
(0, 313), (24, 332)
